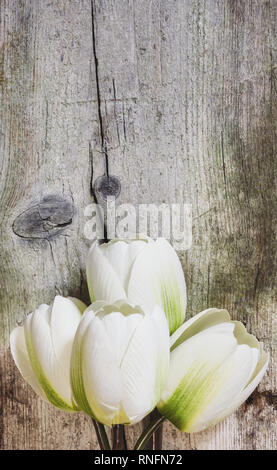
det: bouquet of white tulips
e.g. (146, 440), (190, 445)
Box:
(10, 237), (269, 450)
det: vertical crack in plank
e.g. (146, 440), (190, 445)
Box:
(89, 140), (98, 202)
(89, 141), (107, 241)
(91, 0), (109, 175)
(90, 1), (108, 241)
(90, 1), (122, 242)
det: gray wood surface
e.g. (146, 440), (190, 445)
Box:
(0, 0), (276, 450)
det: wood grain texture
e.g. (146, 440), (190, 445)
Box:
(0, 0), (276, 450)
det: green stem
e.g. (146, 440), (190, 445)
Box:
(141, 409), (163, 449)
(99, 422), (111, 450)
(134, 414), (165, 450)
(91, 418), (111, 450)
(91, 419), (104, 450)
(152, 420), (163, 450)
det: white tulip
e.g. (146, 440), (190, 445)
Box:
(86, 238), (186, 334)
(10, 296), (86, 411)
(70, 299), (170, 426)
(158, 308), (269, 433)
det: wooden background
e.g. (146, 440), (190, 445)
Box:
(0, 0), (276, 450)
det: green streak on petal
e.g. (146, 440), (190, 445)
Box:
(158, 360), (229, 432)
(112, 406), (130, 425)
(24, 328), (75, 412)
(70, 333), (98, 419)
(71, 331), (132, 426)
(152, 350), (169, 409)
(89, 290), (96, 303)
(87, 275), (96, 303)
(71, 330), (117, 425)
(160, 278), (184, 335)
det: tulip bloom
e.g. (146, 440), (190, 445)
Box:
(70, 300), (170, 426)
(10, 296), (86, 411)
(86, 238), (186, 334)
(158, 308), (269, 433)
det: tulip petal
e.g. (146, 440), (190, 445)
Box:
(84, 301), (110, 316)
(70, 310), (97, 417)
(187, 344), (260, 432)
(100, 240), (148, 290)
(213, 347), (269, 425)
(102, 311), (142, 365)
(128, 238), (186, 334)
(81, 315), (123, 425)
(67, 297), (87, 314)
(170, 308), (230, 350)
(50, 296), (83, 366)
(121, 308), (170, 424)
(10, 325), (46, 401)
(150, 305), (170, 402)
(158, 325), (239, 431)
(24, 311), (75, 410)
(120, 316), (157, 423)
(232, 320), (260, 349)
(86, 241), (126, 303)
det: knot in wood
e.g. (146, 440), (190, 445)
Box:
(12, 194), (73, 240)
(93, 175), (121, 200)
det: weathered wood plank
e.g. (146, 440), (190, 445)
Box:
(0, 0), (276, 450)
(89, 0), (277, 450)
(0, 0), (100, 450)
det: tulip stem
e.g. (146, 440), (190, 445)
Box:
(91, 418), (111, 450)
(134, 414), (165, 450)
(141, 409), (163, 449)
(152, 420), (164, 450)
(112, 424), (127, 450)
(98, 422), (111, 450)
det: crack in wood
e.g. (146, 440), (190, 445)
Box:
(90, 0), (121, 244)
(89, 141), (98, 202)
(91, 0), (109, 175)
